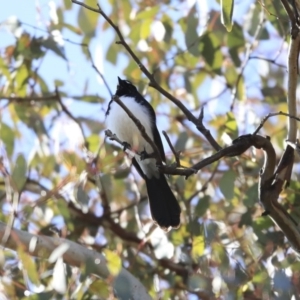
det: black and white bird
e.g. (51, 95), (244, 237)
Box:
(105, 77), (181, 230)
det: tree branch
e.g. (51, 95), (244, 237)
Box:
(0, 221), (151, 300)
(71, 0), (221, 152)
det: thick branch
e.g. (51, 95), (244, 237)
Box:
(0, 222), (151, 300)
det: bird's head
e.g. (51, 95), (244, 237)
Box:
(116, 77), (138, 97)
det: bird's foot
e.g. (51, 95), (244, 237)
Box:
(140, 149), (151, 161)
(122, 141), (131, 152)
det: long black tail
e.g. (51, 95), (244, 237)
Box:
(145, 175), (181, 230)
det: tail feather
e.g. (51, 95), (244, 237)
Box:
(145, 175), (181, 230)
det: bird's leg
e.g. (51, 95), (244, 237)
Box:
(140, 147), (153, 160)
(122, 141), (131, 152)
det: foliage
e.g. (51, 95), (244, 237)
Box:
(0, 0), (299, 299)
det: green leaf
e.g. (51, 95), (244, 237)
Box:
(18, 247), (39, 285)
(73, 95), (104, 103)
(36, 74), (50, 94)
(0, 56), (11, 80)
(140, 18), (152, 39)
(86, 134), (100, 153)
(184, 5), (200, 56)
(74, 181), (89, 211)
(194, 195), (210, 217)
(228, 23), (245, 67)
(15, 64), (29, 97)
(54, 79), (64, 87)
(199, 32), (223, 73)
(225, 112), (238, 139)
(192, 235), (205, 260)
(41, 37), (66, 60)
(162, 15), (173, 44)
(114, 167), (130, 179)
(101, 174), (112, 201)
(245, 4), (269, 40)
(78, 5), (98, 38)
(221, 0), (234, 32)
(175, 131), (189, 151)
(188, 274), (208, 291)
(135, 6), (159, 20)
(103, 249), (121, 276)
(11, 154), (27, 191)
(0, 123), (15, 156)
(62, 23), (82, 35)
(252, 270), (268, 283)
(106, 41), (119, 65)
(171, 225), (189, 246)
(219, 170), (236, 200)
(63, 0), (72, 10)
(236, 75), (246, 101)
(89, 279), (110, 298)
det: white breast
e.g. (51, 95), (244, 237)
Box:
(106, 96), (154, 154)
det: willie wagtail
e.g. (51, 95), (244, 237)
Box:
(105, 77), (181, 230)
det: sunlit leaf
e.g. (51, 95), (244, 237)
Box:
(11, 154), (27, 191)
(15, 64), (29, 97)
(89, 279), (110, 298)
(18, 247), (39, 285)
(0, 123), (15, 156)
(225, 112), (238, 139)
(252, 270), (268, 283)
(191, 235), (205, 260)
(135, 6), (159, 20)
(78, 5), (98, 38)
(221, 0), (234, 32)
(86, 134), (100, 153)
(103, 249), (121, 276)
(140, 18), (152, 39)
(171, 225), (189, 246)
(236, 75), (246, 101)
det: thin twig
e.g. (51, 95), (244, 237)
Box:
(253, 111), (300, 135)
(0, 95), (59, 102)
(248, 56), (286, 68)
(162, 131), (181, 166)
(85, 46), (113, 97)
